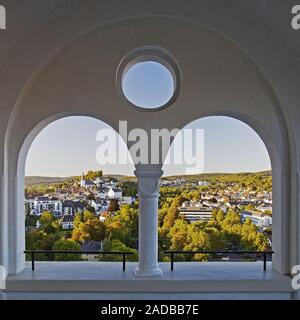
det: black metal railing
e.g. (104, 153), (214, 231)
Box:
(164, 250), (274, 272)
(24, 250), (133, 272)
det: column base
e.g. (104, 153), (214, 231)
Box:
(134, 266), (163, 278)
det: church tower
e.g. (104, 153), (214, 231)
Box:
(80, 172), (85, 188)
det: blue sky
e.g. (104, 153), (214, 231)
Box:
(122, 61), (174, 109)
(25, 62), (271, 177)
(25, 116), (271, 177)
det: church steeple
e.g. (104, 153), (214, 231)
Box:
(80, 172), (85, 188)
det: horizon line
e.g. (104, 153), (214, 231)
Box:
(25, 169), (272, 179)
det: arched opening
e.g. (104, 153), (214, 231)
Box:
(22, 116), (138, 267)
(161, 116), (273, 266)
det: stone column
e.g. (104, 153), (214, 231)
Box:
(134, 165), (163, 277)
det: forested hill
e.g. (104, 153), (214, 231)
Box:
(164, 170), (272, 180)
(25, 174), (130, 186)
(25, 176), (75, 186)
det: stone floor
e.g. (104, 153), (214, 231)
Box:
(5, 261), (281, 280)
(5, 261), (293, 295)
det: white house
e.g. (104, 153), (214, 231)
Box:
(107, 187), (122, 199)
(91, 198), (102, 212)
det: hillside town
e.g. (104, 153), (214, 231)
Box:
(25, 172), (272, 232)
(24, 170), (272, 262)
(25, 172), (135, 230)
(160, 174), (272, 231)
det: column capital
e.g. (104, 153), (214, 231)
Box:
(135, 164), (163, 198)
(134, 164), (163, 178)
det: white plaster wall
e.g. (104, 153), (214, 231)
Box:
(0, 1), (298, 296)
(5, 16), (290, 274)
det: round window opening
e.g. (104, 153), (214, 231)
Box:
(121, 61), (175, 110)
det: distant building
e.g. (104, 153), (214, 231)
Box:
(93, 177), (103, 186)
(91, 198), (102, 212)
(60, 215), (74, 230)
(97, 187), (107, 199)
(182, 200), (201, 208)
(242, 210), (272, 228)
(100, 200), (109, 212)
(107, 187), (122, 199)
(257, 205), (272, 213)
(198, 181), (209, 186)
(121, 196), (134, 205)
(80, 173), (95, 189)
(30, 197), (62, 216)
(62, 200), (85, 216)
(179, 206), (213, 222)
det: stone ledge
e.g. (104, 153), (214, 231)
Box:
(5, 261), (294, 294)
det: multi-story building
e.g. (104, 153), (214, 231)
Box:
(62, 200), (85, 216)
(242, 211), (272, 228)
(30, 197), (62, 216)
(179, 206), (213, 222)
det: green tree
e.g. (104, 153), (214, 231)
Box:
(168, 219), (189, 250)
(162, 204), (179, 232)
(105, 205), (138, 248)
(245, 203), (256, 211)
(120, 181), (137, 197)
(158, 208), (168, 227)
(53, 239), (81, 261)
(83, 210), (96, 221)
(102, 239), (138, 262)
(185, 222), (210, 252)
(39, 211), (60, 234)
(216, 210), (225, 222)
(72, 219), (106, 242)
(240, 218), (258, 250)
(220, 210), (242, 249)
(25, 230), (58, 260)
(85, 170), (103, 180)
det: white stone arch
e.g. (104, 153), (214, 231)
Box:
(6, 112), (134, 274)
(162, 111), (287, 274)
(2, 15), (294, 275)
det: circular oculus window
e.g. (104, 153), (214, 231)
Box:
(118, 48), (180, 111)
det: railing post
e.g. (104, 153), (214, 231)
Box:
(31, 252), (35, 271)
(171, 253), (174, 271)
(263, 252), (267, 271)
(123, 253), (126, 272)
